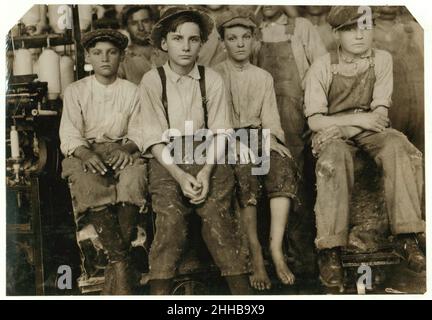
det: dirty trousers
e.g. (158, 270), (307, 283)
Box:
(234, 150), (300, 208)
(314, 129), (424, 249)
(87, 208), (129, 262)
(148, 159), (249, 280)
(61, 142), (148, 219)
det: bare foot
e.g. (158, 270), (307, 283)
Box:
(249, 268), (272, 291)
(271, 250), (295, 285)
(248, 243), (272, 291)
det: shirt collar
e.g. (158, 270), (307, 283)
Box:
(163, 62), (201, 83)
(92, 75), (119, 89)
(227, 58), (251, 72)
(338, 47), (373, 63)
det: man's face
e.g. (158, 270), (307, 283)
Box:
(161, 22), (202, 69)
(336, 25), (374, 56)
(223, 26), (253, 63)
(127, 9), (153, 43)
(85, 41), (123, 77)
(262, 6), (281, 19)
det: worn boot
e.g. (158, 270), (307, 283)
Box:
(416, 233), (426, 255)
(111, 260), (133, 295)
(102, 263), (115, 295)
(398, 234), (426, 273)
(88, 207), (132, 295)
(317, 248), (344, 288)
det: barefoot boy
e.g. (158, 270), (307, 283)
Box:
(214, 9), (299, 288)
(136, 6), (251, 295)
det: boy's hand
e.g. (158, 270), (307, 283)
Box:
(177, 171), (202, 200)
(312, 125), (346, 156)
(236, 140), (256, 164)
(313, 125), (346, 145)
(355, 112), (389, 132)
(190, 167), (212, 205)
(107, 147), (134, 170)
(270, 135), (292, 158)
(75, 148), (108, 175)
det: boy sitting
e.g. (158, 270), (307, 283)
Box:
(60, 29), (147, 295)
(304, 6), (425, 288)
(136, 6), (251, 295)
(214, 9), (299, 289)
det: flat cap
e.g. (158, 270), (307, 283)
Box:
(150, 6), (214, 51)
(215, 7), (257, 32)
(327, 6), (376, 30)
(81, 28), (129, 50)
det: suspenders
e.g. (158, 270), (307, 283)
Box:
(157, 65), (208, 129)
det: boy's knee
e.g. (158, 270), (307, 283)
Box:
(380, 131), (420, 159)
(316, 140), (352, 178)
(118, 163), (147, 189)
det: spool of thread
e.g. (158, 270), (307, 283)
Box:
(39, 5), (47, 28)
(10, 126), (20, 158)
(94, 5), (105, 19)
(48, 4), (66, 33)
(13, 48), (33, 75)
(60, 55), (74, 98)
(53, 45), (65, 54)
(30, 48), (40, 75)
(25, 5), (47, 36)
(33, 59), (39, 75)
(78, 5), (93, 31)
(38, 48), (61, 100)
(22, 5), (40, 26)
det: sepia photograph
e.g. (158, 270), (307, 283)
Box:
(3, 2), (427, 298)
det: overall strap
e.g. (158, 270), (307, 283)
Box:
(284, 16), (295, 37)
(330, 50), (339, 74)
(197, 65), (208, 129)
(368, 49), (376, 68)
(157, 66), (169, 127)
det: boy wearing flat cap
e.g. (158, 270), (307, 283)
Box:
(136, 6), (251, 295)
(304, 6), (425, 288)
(60, 29), (147, 295)
(214, 8), (299, 290)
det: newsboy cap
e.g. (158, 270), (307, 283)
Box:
(81, 28), (129, 50)
(215, 7), (257, 33)
(327, 6), (376, 30)
(150, 6), (214, 51)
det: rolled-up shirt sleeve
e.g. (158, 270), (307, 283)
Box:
(261, 75), (286, 144)
(371, 50), (393, 110)
(304, 54), (332, 118)
(59, 85), (90, 156)
(205, 69), (233, 133)
(136, 71), (170, 154)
